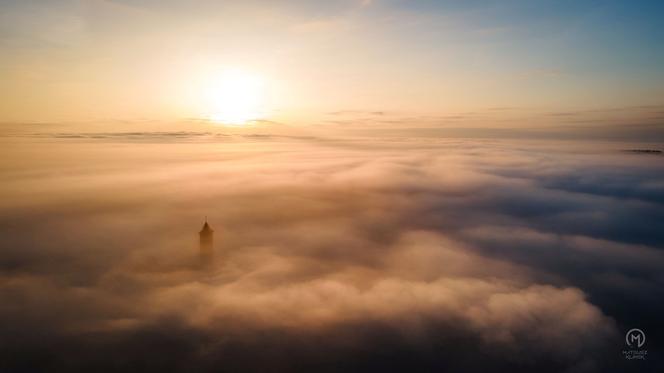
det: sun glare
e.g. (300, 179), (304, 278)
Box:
(204, 69), (265, 125)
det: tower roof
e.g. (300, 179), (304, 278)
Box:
(200, 220), (213, 234)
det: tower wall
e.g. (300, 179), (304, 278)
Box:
(199, 228), (214, 264)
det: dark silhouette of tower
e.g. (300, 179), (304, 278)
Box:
(199, 217), (214, 263)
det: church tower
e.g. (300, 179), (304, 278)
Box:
(199, 217), (214, 263)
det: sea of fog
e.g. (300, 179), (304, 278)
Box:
(1, 133), (662, 372)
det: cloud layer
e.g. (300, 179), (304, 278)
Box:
(1, 134), (662, 372)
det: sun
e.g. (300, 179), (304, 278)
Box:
(203, 69), (265, 125)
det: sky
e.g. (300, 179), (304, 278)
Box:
(1, 0), (664, 127)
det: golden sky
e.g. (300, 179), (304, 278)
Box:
(1, 0), (663, 127)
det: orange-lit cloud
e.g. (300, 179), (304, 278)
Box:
(2, 134), (662, 371)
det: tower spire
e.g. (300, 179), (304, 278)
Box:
(199, 217), (214, 265)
